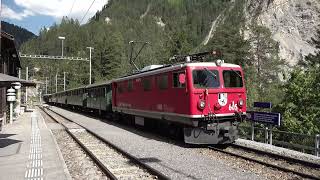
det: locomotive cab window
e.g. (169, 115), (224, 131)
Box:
(173, 72), (185, 88)
(192, 69), (220, 88)
(223, 70), (243, 88)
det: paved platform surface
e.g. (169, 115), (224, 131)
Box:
(0, 110), (71, 180)
(51, 106), (263, 180)
(236, 138), (320, 164)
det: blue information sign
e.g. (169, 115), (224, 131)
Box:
(254, 102), (272, 109)
(247, 111), (281, 126)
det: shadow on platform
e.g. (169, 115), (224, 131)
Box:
(0, 133), (16, 139)
(138, 157), (161, 163)
(0, 138), (22, 148)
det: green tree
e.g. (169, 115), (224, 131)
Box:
(278, 30), (320, 134)
(246, 24), (285, 105)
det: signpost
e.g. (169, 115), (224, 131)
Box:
(253, 102), (272, 109)
(247, 102), (281, 145)
(246, 111), (281, 126)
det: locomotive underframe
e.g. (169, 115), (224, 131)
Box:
(184, 114), (245, 144)
(113, 106), (245, 144)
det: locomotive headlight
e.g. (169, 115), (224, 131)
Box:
(238, 98), (244, 108)
(198, 100), (206, 109)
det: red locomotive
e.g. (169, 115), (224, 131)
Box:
(45, 50), (246, 144)
(112, 51), (246, 144)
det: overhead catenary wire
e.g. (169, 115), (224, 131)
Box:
(68, 0), (76, 18)
(80, 0), (96, 24)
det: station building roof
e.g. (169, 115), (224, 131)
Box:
(0, 73), (36, 87)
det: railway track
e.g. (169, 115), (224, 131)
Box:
(209, 144), (320, 180)
(39, 106), (169, 180)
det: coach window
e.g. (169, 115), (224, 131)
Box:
(89, 90), (92, 97)
(223, 70), (243, 88)
(173, 72), (185, 88)
(128, 79), (133, 92)
(158, 74), (168, 90)
(142, 77), (152, 91)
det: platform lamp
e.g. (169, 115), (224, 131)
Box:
(12, 82), (21, 117)
(6, 82), (21, 124)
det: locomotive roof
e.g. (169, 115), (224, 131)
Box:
(113, 62), (241, 82)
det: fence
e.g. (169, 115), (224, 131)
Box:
(239, 124), (320, 156)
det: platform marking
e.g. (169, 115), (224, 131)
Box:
(25, 112), (44, 180)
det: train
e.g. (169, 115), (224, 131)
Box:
(44, 50), (247, 144)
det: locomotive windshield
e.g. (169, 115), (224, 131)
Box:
(192, 69), (220, 88)
(223, 70), (243, 88)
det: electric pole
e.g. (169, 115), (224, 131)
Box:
(63, 72), (66, 91)
(87, 47), (94, 84)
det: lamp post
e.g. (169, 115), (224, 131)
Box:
(25, 67), (28, 106)
(63, 72), (66, 91)
(58, 36), (65, 57)
(87, 47), (94, 84)
(12, 82), (21, 118)
(45, 77), (48, 94)
(55, 72), (58, 93)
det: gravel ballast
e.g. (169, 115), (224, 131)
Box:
(50, 107), (262, 180)
(52, 130), (108, 180)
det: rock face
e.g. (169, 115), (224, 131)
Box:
(247, 0), (320, 66)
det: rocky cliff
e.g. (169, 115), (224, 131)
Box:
(247, 0), (320, 66)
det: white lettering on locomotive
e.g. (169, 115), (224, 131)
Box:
(228, 101), (238, 111)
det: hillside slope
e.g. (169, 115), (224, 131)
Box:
(1, 21), (36, 49)
(20, 0), (318, 89)
(247, 0), (320, 65)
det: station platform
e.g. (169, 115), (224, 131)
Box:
(0, 109), (71, 180)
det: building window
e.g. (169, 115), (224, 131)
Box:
(173, 72), (185, 88)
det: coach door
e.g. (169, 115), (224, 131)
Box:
(83, 91), (88, 108)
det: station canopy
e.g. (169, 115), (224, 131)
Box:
(0, 73), (36, 87)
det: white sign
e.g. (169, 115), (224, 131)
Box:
(7, 96), (16, 102)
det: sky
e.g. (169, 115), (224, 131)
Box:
(1, 0), (108, 35)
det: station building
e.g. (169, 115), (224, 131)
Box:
(0, 31), (35, 130)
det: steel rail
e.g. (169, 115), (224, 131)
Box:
(231, 143), (320, 168)
(39, 107), (118, 180)
(208, 145), (320, 180)
(41, 106), (169, 180)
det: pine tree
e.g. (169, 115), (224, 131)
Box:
(246, 24), (285, 104)
(277, 29), (320, 134)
